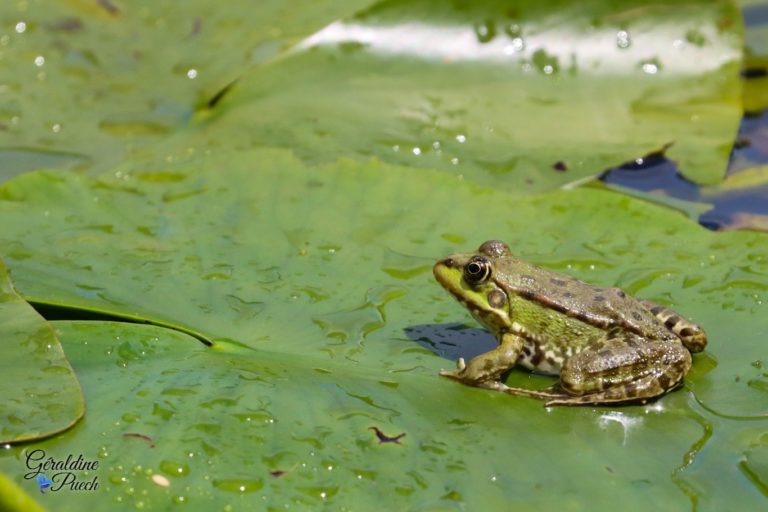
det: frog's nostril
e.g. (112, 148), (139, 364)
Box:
(443, 258), (455, 267)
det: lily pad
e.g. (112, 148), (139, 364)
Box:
(195, 0), (743, 189)
(0, 258), (83, 444)
(0, 148), (766, 508)
(0, 0), (375, 174)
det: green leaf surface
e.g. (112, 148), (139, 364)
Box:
(0, 258), (83, 444)
(194, 0), (743, 189)
(0, 149), (766, 508)
(0, 319), (757, 510)
(0, 0), (765, 510)
(0, 0), (375, 174)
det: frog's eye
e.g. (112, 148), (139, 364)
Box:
(464, 256), (492, 285)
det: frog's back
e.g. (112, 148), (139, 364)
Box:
(492, 257), (673, 341)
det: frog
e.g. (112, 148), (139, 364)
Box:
(433, 240), (707, 406)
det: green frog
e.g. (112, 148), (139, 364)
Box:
(434, 240), (707, 406)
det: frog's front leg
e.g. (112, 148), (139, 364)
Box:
(548, 335), (692, 406)
(440, 332), (522, 390)
(440, 334), (566, 399)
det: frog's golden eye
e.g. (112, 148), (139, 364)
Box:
(464, 256), (492, 285)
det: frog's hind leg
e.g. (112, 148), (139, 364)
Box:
(640, 299), (707, 353)
(547, 336), (692, 406)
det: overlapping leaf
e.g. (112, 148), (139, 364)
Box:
(0, 259), (83, 444)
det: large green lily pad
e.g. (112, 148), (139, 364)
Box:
(0, 149), (766, 509)
(195, 0), (743, 189)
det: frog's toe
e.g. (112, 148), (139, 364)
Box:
(439, 368), (462, 379)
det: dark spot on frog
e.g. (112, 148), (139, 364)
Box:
(369, 426), (406, 445)
(593, 295), (605, 302)
(550, 278), (567, 286)
(615, 289), (626, 298)
(563, 292), (574, 299)
(650, 305), (664, 315)
(530, 345), (544, 365)
(631, 312), (642, 321)
(657, 373), (671, 389)
(679, 327), (695, 338)
(664, 316), (680, 329)
(552, 160), (568, 171)
(488, 290), (507, 308)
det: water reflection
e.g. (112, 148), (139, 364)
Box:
(296, 18), (735, 74)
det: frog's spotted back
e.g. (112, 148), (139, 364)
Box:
(640, 299), (708, 353)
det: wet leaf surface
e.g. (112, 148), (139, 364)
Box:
(0, 149), (766, 508)
(201, 0), (742, 189)
(0, 259), (83, 444)
(0, 0), (766, 510)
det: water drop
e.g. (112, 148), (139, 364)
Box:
(15, 21), (26, 34)
(412, 147), (421, 156)
(186, 68), (198, 79)
(159, 460), (190, 476)
(474, 20), (496, 43)
(504, 37), (525, 54)
(34, 55), (45, 67)
(641, 62), (658, 74)
(616, 30), (631, 49)
(212, 479), (263, 493)
(505, 23), (522, 38)
(455, 134), (466, 143)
